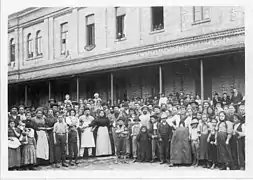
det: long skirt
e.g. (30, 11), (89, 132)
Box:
(217, 131), (233, 165)
(36, 130), (49, 160)
(170, 127), (192, 164)
(231, 135), (245, 168)
(96, 126), (112, 156)
(8, 147), (21, 168)
(199, 133), (209, 160)
(47, 130), (56, 163)
(21, 144), (37, 165)
(208, 135), (217, 162)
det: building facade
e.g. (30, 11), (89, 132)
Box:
(8, 7), (245, 108)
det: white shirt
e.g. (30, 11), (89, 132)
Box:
(159, 97), (168, 107)
(167, 114), (180, 128)
(233, 123), (245, 137)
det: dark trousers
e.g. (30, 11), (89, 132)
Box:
(151, 138), (159, 160)
(68, 142), (78, 163)
(55, 134), (67, 164)
(115, 136), (126, 157)
(159, 136), (170, 162)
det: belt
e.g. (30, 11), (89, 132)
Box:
(56, 133), (66, 135)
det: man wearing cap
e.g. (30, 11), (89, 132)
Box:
(18, 105), (27, 121)
(139, 106), (151, 130)
(131, 117), (142, 162)
(53, 113), (68, 168)
(9, 106), (21, 127)
(51, 103), (59, 115)
(212, 92), (221, 108)
(149, 115), (159, 162)
(189, 118), (200, 166)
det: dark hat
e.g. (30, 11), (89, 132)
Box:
(50, 103), (58, 108)
(214, 92), (219, 96)
(133, 117), (141, 121)
(11, 105), (18, 110)
(153, 105), (160, 109)
(48, 99), (56, 103)
(72, 101), (79, 106)
(150, 115), (158, 119)
(191, 101), (199, 107)
(117, 118), (125, 122)
(191, 119), (199, 125)
(83, 107), (90, 111)
(141, 105), (148, 111)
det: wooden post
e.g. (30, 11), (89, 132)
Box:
(200, 59), (204, 100)
(77, 77), (79, 102)
(110, 73), (114, 106)
(159, 65), (162, 95)
(48, 80), (51, 100)
(25, 85), (28, 106)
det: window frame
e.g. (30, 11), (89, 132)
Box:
(60, 22), (68, 55)
(151, 6), (164, 32)
(35, 30), (43, 56)
(115, 7), (126, 40)
(27, 33), (33, 59)
(192, 6), (211, 24)
(10, 38), (15, 62)
(85, 14), (95, 48)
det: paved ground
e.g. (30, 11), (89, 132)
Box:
(36, 156), (221, 171)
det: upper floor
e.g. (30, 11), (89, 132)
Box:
(8, 6), (244, 72)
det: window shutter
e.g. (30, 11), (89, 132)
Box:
(193, 6), (202, 21)
(116, 7), (126, 16)
(86, 15), (95, 25)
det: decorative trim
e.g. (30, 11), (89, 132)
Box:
(8, 27), (244, 76)
(84, 44), (96, 51)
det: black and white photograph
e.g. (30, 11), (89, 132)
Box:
(1, 1), (252, 179)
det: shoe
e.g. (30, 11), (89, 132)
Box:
(75, 161), (79, 165)
(132, 158), (137, 163)
(160, 161), (166, 165)
(210, 164), (215, 169)
(240, 167), (245, 170)
(55, 164), (61, 168)
(150, 159), (156, 163)
(62, 163), (69, 167)
(69, 162), (75, 166)
(169, 163), (173, 167)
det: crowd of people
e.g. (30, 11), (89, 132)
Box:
(8, 88), (245, 171)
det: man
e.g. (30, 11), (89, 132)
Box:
(153, 105), (161, 122)
(53, 113), (69, 168)
(212, 92), (221, 108)
(231, 88), (243, 112)
(159, 93), (168, 107)
(139, 106), (151, 130)
(18, 105), (27, 121)
(51, 103), (59, 115)
(9, 106), (20, 127)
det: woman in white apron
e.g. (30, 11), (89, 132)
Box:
(90, 110), (112, 156)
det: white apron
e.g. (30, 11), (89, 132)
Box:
(36, 130), (49, 160)
(96, 126), (112, 156)
(81, 122), (95, 148)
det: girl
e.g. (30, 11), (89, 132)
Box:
(231, 113), (245, 170)
(207, 118), (218, 169)
(216, 111), (233, 170)
(199, 113), (210, 168)
(21, 128), (37, 170)
(8, 120), (21, 170)
(136, 126), (151, 162)
(90, 110), (112, 156)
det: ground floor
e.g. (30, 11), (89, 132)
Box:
(8, 49), (245, 109)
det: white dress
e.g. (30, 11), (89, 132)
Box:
(80, 121), (95, 148)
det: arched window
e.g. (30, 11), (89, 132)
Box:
(27, 33), (33, 58)
(10, 38), (15, 62)
(36, 30), (42, 56)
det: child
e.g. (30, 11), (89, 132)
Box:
(198, 113), (210, 168)
(207, 118), (218, 169)
(115, 118), (129, 163)
(189, 118), (200, 167)
(157, 114), (173, 164)
(216, 111), (233, 170)
(68, 124), (78, 166)
(149, 115), (159, 163)
(64, 94), (73, 109)
(131, 117), (142, 162)
(21, 128), (37, 170)
(136, 126), (152, 162)
(231, 113), (245, 170)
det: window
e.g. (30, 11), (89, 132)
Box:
(35, 30), (42, 56)
(10, 39), (15, 62)
(86, 14), (95, 46)
(116, 7), (126, 39)
(60, 22), (68, 55)
(151, 7), (164, 31)
(193, 6), (210, 22)
(27, 33), (33, 58)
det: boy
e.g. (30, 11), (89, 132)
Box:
(115, 118), (129, 163)
(131, 117), (142, 162)
(149, 115), (159, 162)
(53, 113), (69, 168)
(157, 113), (173, 164)
(68, 124), (78, 166)
(189, 118), (200, 167)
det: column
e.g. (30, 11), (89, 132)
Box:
(25, 85), (28, 106)
(76, 77), (79, 102)
(110, 73), (114, 106)
(159, 65), (162, 94)
(200, 59), (204, 100)
(48, 80), (51, 100)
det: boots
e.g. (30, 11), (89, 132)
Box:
(194, 159), (199, 167)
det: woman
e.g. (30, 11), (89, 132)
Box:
(66, 109), (80, 156)
(45, 108), (57, 165)
(90, 110), (112, 156)
(33, 108), (50, 165)
(216, 111), (233, 170)
(8, 119), (21, 170)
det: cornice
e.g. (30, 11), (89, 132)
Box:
(8, 27), (245, 76)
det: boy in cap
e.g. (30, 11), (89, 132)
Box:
(115, 118), (129, 163)
(131, 117), (142, 162)
(189, 118), (200, 167)
(157, 113), (173, 164)
(149, 115), (159, 162)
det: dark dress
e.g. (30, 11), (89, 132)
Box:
(45, 115), (57, 164)
(136, 126), (152, 162)
(8, 127), (21, 168)
(21, 136), (37, 165)
(208, 133), (217, 163)
(8, 115), (21, 127)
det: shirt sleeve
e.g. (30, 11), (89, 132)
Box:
(53, 123), (57, 133)
(226, 121), (233, 135)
